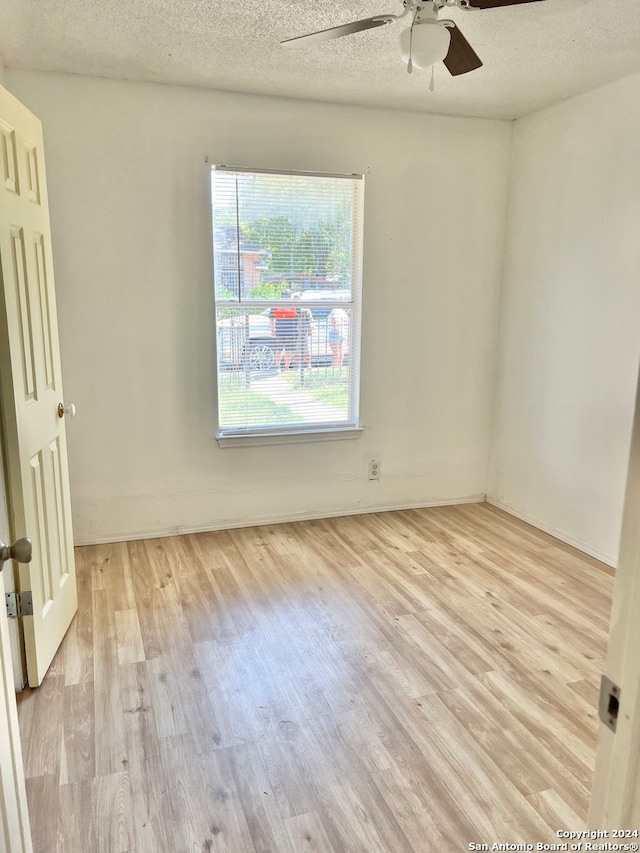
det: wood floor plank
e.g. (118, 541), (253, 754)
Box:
(118, 663), (178, 852)
(372, 760), (473, 851)
(94, 684), (128, 777)
(168, 535), (222, 645)
(302, 713), (415, 852)
(86, 543), (107, 592)
(322, 675), (481, 846)
(62, 681), (95, 783)
(254, 730), (319, 820)
(92, 586), (119, 685)
(192, 640), (256, 747)
(476, 668), (596, 792)
(103, 542), (138, 612)
(227, 742), (296, 853)
(414, 577), (587, 683)
(96, 771), (135, 853)
(57, 780), (96, 853)
(179, 655), (229, 755)
(437, 679), (590, 814)
(22, 674), (65, 778)
(61, 544), (94, 685)
(115, 609), (146, 664)
(393, 612), (488, 692)
(93, 588), (128, 776)
(19, 503), (614, 852)
(526, 788), (585, 834)
(25, 774), (59, 853)
(202, 747), (262, 852)
(412, 692), (553, 842)
(284, 811), (336, 852)
(119, 660), (159, 773)
(188, 531), (259, 645)
(263, 715), (413, 853)
(15, 686), (35, 764)
(568, 676), (601, 707)
(134, 541), (194, 660)
(146, 654), (189, 740)
(158, 734), (256, 853)
(424, 505), (613, 628)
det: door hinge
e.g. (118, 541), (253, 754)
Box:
(5, 591), (33, 618)
(599, 674), (621, 732)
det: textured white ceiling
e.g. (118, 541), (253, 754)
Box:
(0, 0), (639, 119)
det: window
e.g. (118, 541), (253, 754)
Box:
(211, 166), (364, 441)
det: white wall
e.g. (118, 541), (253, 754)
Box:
(488, 71), (640, 566)
(5, 70), (511, 544)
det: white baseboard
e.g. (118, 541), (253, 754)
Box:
(485, 495), (617, 568)
(74, 493), (486, 546)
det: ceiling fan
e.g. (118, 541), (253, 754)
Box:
(282, 0), (547, 78)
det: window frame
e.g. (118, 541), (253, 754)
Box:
(211, 165), (365, 446)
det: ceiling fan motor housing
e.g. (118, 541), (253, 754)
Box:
(412, 1), (440, 23)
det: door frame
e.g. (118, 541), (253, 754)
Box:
(588, 364), (640, 827)
(0, 420), (33, 852)
(0, 425), (27, 690)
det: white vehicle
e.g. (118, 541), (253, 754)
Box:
(293, 289), (351, 308)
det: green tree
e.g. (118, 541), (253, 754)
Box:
(248, 280), (291, 300)
(244, 216), (349, 281)
(244, 217), (299, 277)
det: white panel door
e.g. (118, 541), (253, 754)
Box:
(0, 84), (77, 688)
(0, 471), (32, 853)
(589, 364), (640, 827)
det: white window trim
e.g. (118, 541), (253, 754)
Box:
(217, 426), (364, 448)
(212, 165), (365, 442)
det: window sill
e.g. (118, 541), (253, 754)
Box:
(217, 426), (363, 448)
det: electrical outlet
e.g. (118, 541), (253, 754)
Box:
(368, 458), (380, 481)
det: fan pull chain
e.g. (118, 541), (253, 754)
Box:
(407, 24), (413, 74)
(429, 65), (435, 91)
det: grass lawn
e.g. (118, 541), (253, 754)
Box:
(219, 365), (350, 429)
(219, 379), (299, 427)
(286, 366), (349, 412)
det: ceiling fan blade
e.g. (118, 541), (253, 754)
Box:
(464, 0), (546, 8)
(443, 24), (483, 76)
(282, 15), (397, 48)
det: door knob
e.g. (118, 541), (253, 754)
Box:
(57, 402), (77, 419)
(0, 537), (33, 567)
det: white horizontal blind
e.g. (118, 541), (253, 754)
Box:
(212, 167), (363, 437)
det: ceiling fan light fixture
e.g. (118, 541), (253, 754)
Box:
(399, 21), (451, 69)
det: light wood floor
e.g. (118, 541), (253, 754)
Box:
(17, 503), (614, 852)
